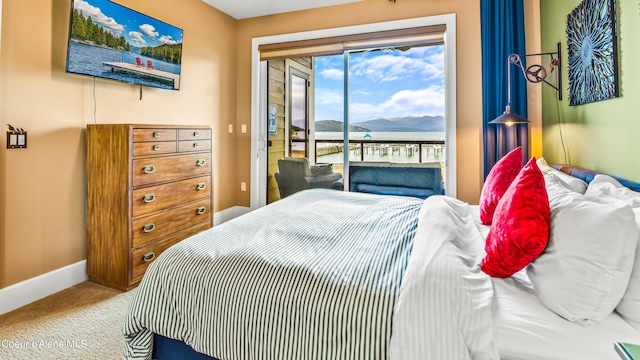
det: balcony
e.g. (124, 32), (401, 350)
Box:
(311, 139), (446, 165)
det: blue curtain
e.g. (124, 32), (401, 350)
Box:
(481, 0), (529, 178)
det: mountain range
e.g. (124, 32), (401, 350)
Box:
(311, 115), (444, 132)
(312, 120), (371, 132)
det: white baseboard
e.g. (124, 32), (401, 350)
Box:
(214, 205), (252, 225)
(0, 260), (88, 315)
(0, 207), (252, 315)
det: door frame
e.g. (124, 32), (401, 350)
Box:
(250, 14), (457, 209)
(284, 59), (315, 160)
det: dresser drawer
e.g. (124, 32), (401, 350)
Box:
(133, 153), (211, 187)
(133, 129), (177, 142)
(132, 198), (211, 248)
(179, 140), (211, 153)
(131, 221), (211, 280)
(133, 141), (177, 157)
(179, 129), (211, 141)
(132, 175), (211, 217)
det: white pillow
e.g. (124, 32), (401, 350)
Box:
(537, 158), (588, 194)
(585, 174), (640, 207)
(527, 188), (638, 326)
(543, 172), (577, 201)
(585, 174), (640, 330)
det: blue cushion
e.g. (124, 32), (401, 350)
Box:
(350, 167), (440, 188)
(354, 184), (436, 199)
(349, 165), (443, 199)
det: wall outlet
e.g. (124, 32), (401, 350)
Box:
(240, 182), (246, 191)
(228, 124), (233, 133)
(241, 124), (247, 133)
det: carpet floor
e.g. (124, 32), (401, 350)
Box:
(0, 281), (137, 360)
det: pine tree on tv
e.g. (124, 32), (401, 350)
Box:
(70, 10), (130, 52)
(141, 44), (182, 65)
(71, 10), (86, 38)
(85, 17), (95, 42)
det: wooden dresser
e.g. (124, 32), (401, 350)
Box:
(86, 124), (213, 290)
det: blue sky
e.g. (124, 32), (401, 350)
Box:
(73, 0), (183, 48)
(314, 45), (445, 123)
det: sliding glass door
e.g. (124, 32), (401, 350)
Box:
(314, 44), (446, 190)
(261, 20), (455, 204)
(254, 15), (457, 209)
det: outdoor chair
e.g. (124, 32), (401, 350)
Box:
(274, 157), (343, 198)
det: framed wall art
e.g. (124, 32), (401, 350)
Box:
(566, 0), (619, 106)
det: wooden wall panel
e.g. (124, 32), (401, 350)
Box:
(267, 57), (312, 204)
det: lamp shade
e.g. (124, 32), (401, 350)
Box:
(489, 104), (528, 126)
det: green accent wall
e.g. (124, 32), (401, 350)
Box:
(540, 0), (640, 181)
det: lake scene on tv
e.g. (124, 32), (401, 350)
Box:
(66, 0), (183, 90)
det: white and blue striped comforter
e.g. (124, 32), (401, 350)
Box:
(123, 190), (497, 360)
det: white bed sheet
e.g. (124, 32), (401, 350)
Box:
(492, 271), (640, 360)
(470, 206), (640, 360)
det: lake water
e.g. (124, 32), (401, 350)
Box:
(66, 41), (181, 90)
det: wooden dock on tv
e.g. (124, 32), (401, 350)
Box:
(102, 61), (180, 89)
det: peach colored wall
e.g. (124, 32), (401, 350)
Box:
(524, 0), (542, 159)
(236, 0), (485, 204)
(0, 0), (237, 288)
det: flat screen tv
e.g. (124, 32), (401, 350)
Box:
(66, 0), (183, 90)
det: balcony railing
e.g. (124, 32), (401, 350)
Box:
(312, 139), (446, 164)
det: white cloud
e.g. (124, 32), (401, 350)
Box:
(351, 86), (444, 121)
(139, 24), (159, 38)
(349, 54), (416, 83)
(314, 48), (445, 122)
(383, 86), (444, 111)
(315, 88), (344, 121)
(159, 35), (179, 45)
(74, 0), (124, 34)
(128, 31), (146, 46)
(350, 50), (444, 84)
(421, 51), (444, 80)
(351, 90), (371, 96)
(320, 68), (344, 81)
(315, 88), (343, 106)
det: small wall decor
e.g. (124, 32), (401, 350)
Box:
(566, 0), (619, 106)
(268, 103), (278, 135)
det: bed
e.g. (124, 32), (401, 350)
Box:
(123, 158), (640, 360)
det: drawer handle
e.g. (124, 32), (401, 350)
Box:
(143, 165), (156, 174)
(143, 222), (156, 233)
(196, 159), (207, 167)
(143, 193), (156, 203)
(197, 206), (207, 215)
(153, 131), (160, 138)
(196, 182), (207, 191)
(194, 131), (200, 137)
(193, 142), (200, 148)
(153, 144), (161, 151)
(143, 252), (156, 263)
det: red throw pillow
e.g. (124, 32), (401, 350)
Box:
(479, 146), (523, 224)
(481, 157), (550, 278)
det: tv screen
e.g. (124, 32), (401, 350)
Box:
(66, 0), (183, 90)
